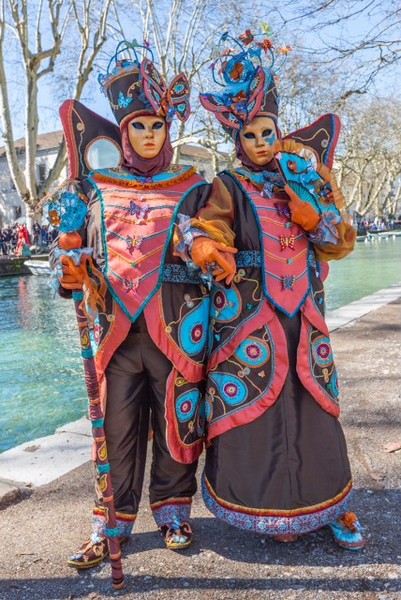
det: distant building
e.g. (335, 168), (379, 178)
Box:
(0, 131), (228, 228)
(0, 131), (65, 227)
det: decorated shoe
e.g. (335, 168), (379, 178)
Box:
(328, 512), (365, 550)
(160, 517), (193, 550)
(67, 507), (136, 569)
(272, 534), (299, 543)
(68, 534), (109, 569)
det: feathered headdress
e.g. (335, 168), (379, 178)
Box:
(98, 40), (191, 129)
(200, 27), (291, 134)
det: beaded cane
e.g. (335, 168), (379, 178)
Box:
(59, 232), (124, 590)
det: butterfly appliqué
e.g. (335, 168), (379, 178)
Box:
(125, 235), (144, 253)
(123, 277), (139, 294)
(280, 235), (295, 250)
(129, 201), (149, 223)
(199, 67), (265, 130)
(118, 91), (133, 109)
(141, 59), (191, 122)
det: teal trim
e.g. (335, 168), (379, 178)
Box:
(105, 527), (120, 537)
(88, 174), (208, 323)
(72, 291), (84, 301)
(89, 165), (193, 185)
(88, 175), (134, 320)
(97, 464), (111, 474)
(91, 418), (105, 429)
(252, 205), (279, 212)
(81, 348), (95, 359)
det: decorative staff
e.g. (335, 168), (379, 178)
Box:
(44, 190), (125, 590)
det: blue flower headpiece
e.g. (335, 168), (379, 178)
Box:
(200, 26), (291, 131)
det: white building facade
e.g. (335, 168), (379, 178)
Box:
(0, 131), (65, 228)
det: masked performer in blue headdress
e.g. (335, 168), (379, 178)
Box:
(48, 41), (233, 570)
(176, 29), (364, 550)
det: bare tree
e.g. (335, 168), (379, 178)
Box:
(0, 0), (114, 219)
(336, 97), (401, 216)
(270, 0), (401, 98)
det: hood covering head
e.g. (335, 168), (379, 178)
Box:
(200, 29), (290, 137)
(120, 123), (174, 177)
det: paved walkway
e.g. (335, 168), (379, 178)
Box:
(0, 289), (400, 600)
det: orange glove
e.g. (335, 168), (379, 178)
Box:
(285, 185), (320, 232)
(57, 255), (84, 290)
(191, 237), (237, 285)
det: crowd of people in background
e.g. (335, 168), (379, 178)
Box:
(355, 213), (401, 236)
(0, 222), (57, 256)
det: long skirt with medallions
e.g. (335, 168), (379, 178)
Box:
(202, 311), (353, 536)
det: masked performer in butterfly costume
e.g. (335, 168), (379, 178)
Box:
(175, 30), (365, 550)
(49, 41), (234, 569)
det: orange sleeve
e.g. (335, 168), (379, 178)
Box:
(315, 221), (357, 262)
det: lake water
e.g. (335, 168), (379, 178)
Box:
(1, 235), (400, 453)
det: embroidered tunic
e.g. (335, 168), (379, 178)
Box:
(191, 169), (356, 535)
(53, 165), (211, 464)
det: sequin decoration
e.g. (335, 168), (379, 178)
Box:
(282, 275), (296, 290)
(129, 200), (149, 222)
(209, 373), (248, 406)
(123, 277), (139, 293)
(118, 91), (133, 109)
(275, 202), (291, 220)
(312, 335), (333, 367)
(234, 337), (270, 368)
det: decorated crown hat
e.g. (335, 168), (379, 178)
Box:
(98, 40), (191, 129)
(200, 26), (291, 135)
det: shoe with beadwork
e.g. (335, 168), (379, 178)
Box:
(67, 507), (135, 569)
(160, 517), (193, 550)
(328, 512), (365, 550)
(272, 534), (299, 543)
(68, 534), (109, 569)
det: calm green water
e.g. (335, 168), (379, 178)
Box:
(0, 236), (400, 453)
(0, 276), (87, 453)
(325, 235), (401, 309)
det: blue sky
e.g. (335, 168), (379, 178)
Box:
(1, 3), (400, 144)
